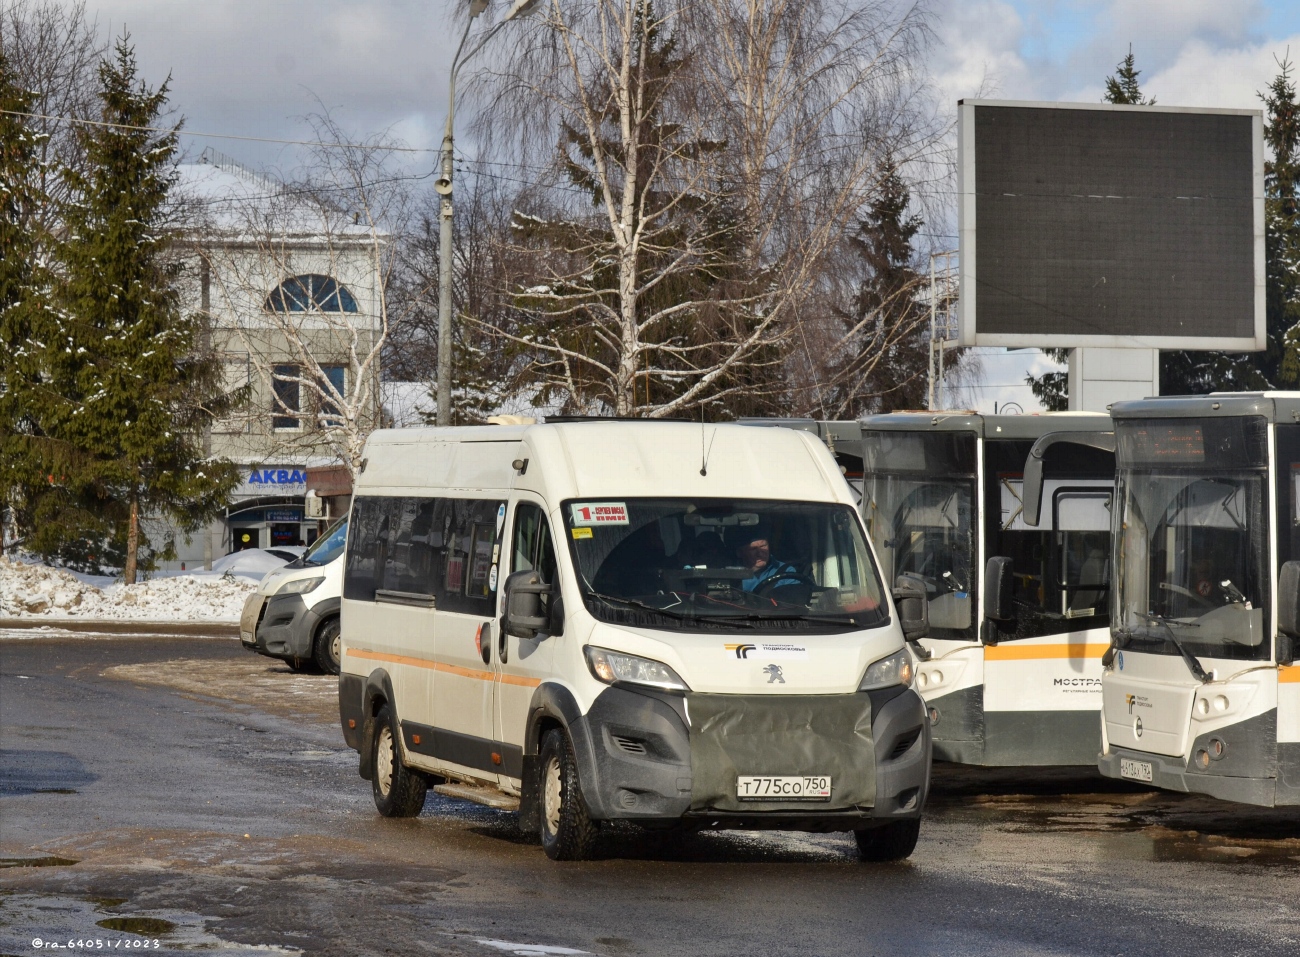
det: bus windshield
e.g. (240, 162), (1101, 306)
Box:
(1115, 471), (1269, 661)
(564, 498), (887, 634)
(863, 430), (978, 641)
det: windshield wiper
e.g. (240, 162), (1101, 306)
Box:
(701, 611), (863, 628)
(1142, 613), (1211, 683)
(584, 591), (754, 627)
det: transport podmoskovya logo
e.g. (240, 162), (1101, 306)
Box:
(726, 643), (757, 659)
(764, 664), (785, 684)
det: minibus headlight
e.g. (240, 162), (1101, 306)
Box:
(859, 650), (913, 691)
(276, 576), (325, 596)
(585, 646), (690, 693)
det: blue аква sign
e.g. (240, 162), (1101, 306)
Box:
(248, 468), (307, 487)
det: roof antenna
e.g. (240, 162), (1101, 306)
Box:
(699, 404), (716, 476)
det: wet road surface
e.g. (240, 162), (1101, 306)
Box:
(2, 627), (1298, 956)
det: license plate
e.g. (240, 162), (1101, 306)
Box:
(736, 775), (832, 800)
(1119, 758), (1153, 782)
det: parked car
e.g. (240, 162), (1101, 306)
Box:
(239, 517), (348, 674)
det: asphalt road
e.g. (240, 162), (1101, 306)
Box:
(2, 627), (1298, 957)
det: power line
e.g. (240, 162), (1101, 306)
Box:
(0, 108), (438, 154)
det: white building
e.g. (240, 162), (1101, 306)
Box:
(152, 149), (386, 569)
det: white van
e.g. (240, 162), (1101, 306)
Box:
(240, 516), (348, 673)
(338, 421), (931, 861)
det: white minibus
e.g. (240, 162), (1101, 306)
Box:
(240, 515), (349, 673)
(860, 412), (1115, 765)
(1099, 394), (1300, 805)
(338, 421), (931, 860)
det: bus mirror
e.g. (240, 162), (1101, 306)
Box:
(1278, 561), (1300, 647)
(892, 576), (929, 642)
(984, 557), (1015, 622)
(504, 570), (549, 639)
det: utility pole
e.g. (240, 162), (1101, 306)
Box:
(435, 0), (539, 426)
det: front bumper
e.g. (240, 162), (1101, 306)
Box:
(1098, 744), (1278, 807)
(249, 594), (338, 663)
(566, 685), (930, 830)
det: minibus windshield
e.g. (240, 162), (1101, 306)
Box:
(1113, 416), (1271, 662)
(303, 516), (348, 566)
(564, 498), (887, 633)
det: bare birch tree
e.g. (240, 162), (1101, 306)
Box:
(0, 0), (106, 234)
(472, 0), (943, 418)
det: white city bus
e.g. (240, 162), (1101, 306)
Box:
(860, 412), (1116, 766)
(338, 421), (933, 860)
(1098, 394), (1300, 805)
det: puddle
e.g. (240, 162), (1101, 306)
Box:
(0, 895), (302, 956)
(97, 916), (177, 935)
(0, 856), (78, 868)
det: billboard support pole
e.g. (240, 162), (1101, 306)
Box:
(1067, 347), (1160, 412)
(928, 254), (937, 410)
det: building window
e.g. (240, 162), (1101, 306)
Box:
(320, 364), (346, 424)
(272, 364), (300, 429)
(265, 274), (359, 313)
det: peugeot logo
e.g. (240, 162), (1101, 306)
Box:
(763, 664), (785, 684)
(1135, 716), (1144, 738)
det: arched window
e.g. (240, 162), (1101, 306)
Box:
(265, 274), (359, 313)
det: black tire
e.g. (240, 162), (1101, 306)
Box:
(854, 818), (920, 862)
(538, 728), (598, 861)
(371, 704), (427, 818)
(313, 617), (341, 675)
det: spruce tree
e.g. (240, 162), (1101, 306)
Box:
(50, 35), (239, 582)
(1104, 46), (1155, 106)
(0, 51), (49, 552)
(830, 160), (932, 413)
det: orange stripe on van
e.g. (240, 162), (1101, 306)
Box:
(345, 647), (542, 688)
(984, 643), (1111, 661)
(1280, 666), (1300, 684)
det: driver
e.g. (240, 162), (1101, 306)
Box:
(736, 525), (802, 593)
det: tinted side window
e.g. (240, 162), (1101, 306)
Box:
(347, 496), (505, 610)
(438, 498), (506, 615)
(344, 497), (387, 601)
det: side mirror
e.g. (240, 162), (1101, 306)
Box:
(984, 556), (1015, 622)
(504, 569), (549, 639)
(1278, 560), (1300, 663)
(892, 575), (929, 644)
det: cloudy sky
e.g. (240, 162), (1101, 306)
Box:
(66, 0), (1300, 411)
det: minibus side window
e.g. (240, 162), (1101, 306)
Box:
(436, 498), (506, 615)
(344, 497), (388, 601)
(513, 503), (557, 618)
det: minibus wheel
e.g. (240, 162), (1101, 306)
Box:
(371, 704), (427, 818)
(314, 617), (341, 675)
(854, 819), (920, 862)
(538, 728), (597, 861)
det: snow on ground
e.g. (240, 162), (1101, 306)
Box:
(0, 557), (262, 622)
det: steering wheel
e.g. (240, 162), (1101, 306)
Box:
(753, 571), (818, 597)
(1159, 581), (1216, 612)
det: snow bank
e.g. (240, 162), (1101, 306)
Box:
(0, 558), (260, 622)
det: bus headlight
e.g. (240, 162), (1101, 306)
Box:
(585, 646), (690, 693)
(859, 649), (914, 691)
(276, 576), (324, 596)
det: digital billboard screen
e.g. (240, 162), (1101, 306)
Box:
(957, 101), (1264, 350)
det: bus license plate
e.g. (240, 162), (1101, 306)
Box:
(737, 776), (831, 800)
(1119, 758), (1153, 782)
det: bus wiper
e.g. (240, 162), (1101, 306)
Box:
(1142, 613), (1211, 683)
(703, 611), (861, 628)
(585, 591), (753, 627)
